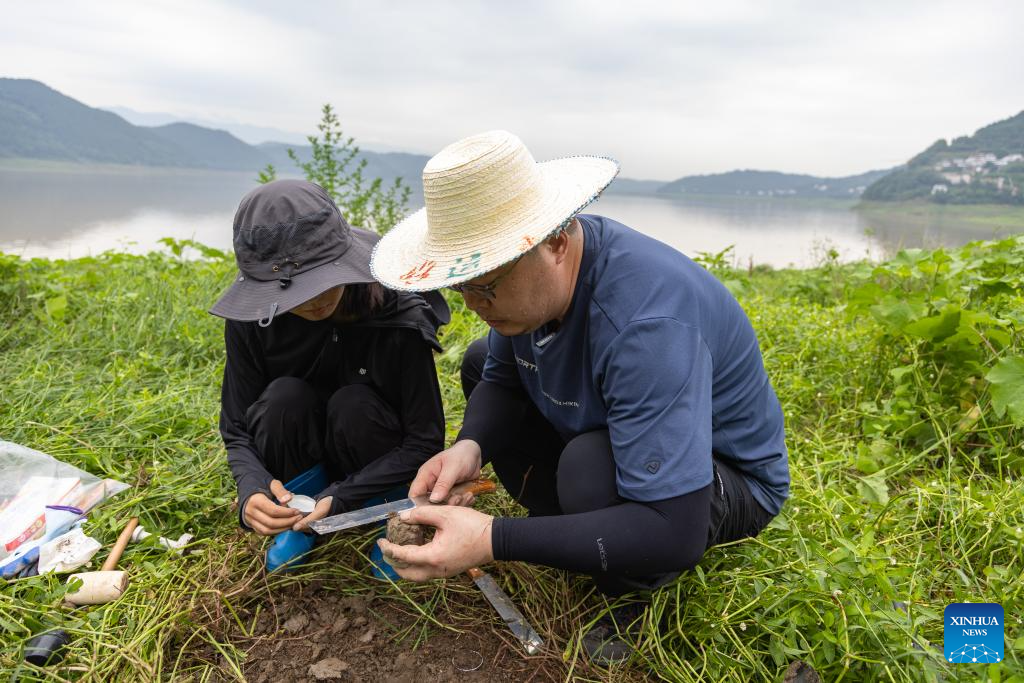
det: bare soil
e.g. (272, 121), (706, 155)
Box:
(233, 581), (559, 683)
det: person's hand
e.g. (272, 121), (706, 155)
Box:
(409, 440), (482, 506)
(243, 480), (302, 535)
(376, 505), (494, 581)
(292, 496), (333, 532)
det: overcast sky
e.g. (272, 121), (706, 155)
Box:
(2, 1), (1021, 180)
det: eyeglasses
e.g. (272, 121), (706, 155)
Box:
(448, 255), (523, 301)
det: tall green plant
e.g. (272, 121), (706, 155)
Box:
(257, 104), (411, 235)
(845, 236), (1024, 472)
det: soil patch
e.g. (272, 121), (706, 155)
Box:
(233, 581), (556, 682)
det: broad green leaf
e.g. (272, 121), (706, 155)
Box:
(889, 366), (914, 383)
(848, 281), (884, 307)
(902, 305), (960, 342)
(45, 294), (68, 321)
(855, 439), (895, 474)
(891, 249), (926, 267)
(858, 473), (889, 506)
(870, 299), (928, 332)
(986, 356), (1024, 425)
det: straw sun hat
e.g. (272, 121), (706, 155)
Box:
(370, 130), (619, 291)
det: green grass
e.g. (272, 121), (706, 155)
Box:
(857, 200), (1024, 236)
(1, 237), (1023, 682)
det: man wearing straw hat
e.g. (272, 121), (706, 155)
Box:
(372, 131), (790, 664)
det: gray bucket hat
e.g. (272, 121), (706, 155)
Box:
(209, 179), (379, 325)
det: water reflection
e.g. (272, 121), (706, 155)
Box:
(0, 166), (1018, 267)
(588, 194), (880, 268)
(0, 166), (254, 258)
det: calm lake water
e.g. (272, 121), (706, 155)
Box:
(1, 165), (1019, 267)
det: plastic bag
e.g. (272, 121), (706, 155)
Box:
(0, 440), (129, 561)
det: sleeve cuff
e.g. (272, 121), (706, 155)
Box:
(315, 483), (349, 517)
(490, 515), (516, 561)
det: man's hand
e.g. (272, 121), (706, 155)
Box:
(292, 496), (333, 532)
(376, 505), (494, 581)
(243, 479), (302, 535)
(409, 440), (483, 506)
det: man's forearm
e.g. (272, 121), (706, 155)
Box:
(491, 485), (712, 575)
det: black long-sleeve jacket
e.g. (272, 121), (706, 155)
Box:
(219, 290), (449, 522)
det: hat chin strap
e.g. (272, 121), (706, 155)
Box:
(258, 301), (279, 328)
(278, 262), (298, 289)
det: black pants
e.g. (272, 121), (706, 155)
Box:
(245, 377), (402, 487)
(462, 338), (774, 595)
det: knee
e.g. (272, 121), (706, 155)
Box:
(246, 377), (318, 430)
(556, 430), (620, 514)
(326, 384), (383, 428)
(460, 337), (489, 400)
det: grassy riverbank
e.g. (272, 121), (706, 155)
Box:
(857, 200), (1024, 236)
(1, 237), (1022, 682)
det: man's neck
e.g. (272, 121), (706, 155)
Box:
(554, 223), (585, 324)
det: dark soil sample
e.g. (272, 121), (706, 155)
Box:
(384, 513), (434, 569)
(386, 513), (425, 546)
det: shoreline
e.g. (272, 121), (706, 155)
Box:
(0, 157), (266, 177)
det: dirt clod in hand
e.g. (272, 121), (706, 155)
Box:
(384, 513), (434, 568)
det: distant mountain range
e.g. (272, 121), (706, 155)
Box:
(656, 168), (891, 199)
(103, 105), (310, 146)
(5, 78), (1017, 204)
(0, 79), (427, 186)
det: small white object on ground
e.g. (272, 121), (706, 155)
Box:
(37, 527), (102, 574)
(129, 525), (194, 553)
(452, 649), (484, 672)
(287, 495), (316, 514)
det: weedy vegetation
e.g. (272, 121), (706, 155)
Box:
(1, 234), (1021, 681)
(1, 113), (1022, 681)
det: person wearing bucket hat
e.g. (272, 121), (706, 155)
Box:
(371, 131), (790, 664)
(211, 179), (450, 573)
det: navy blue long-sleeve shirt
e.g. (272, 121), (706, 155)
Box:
(461, 215), (788, 574)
